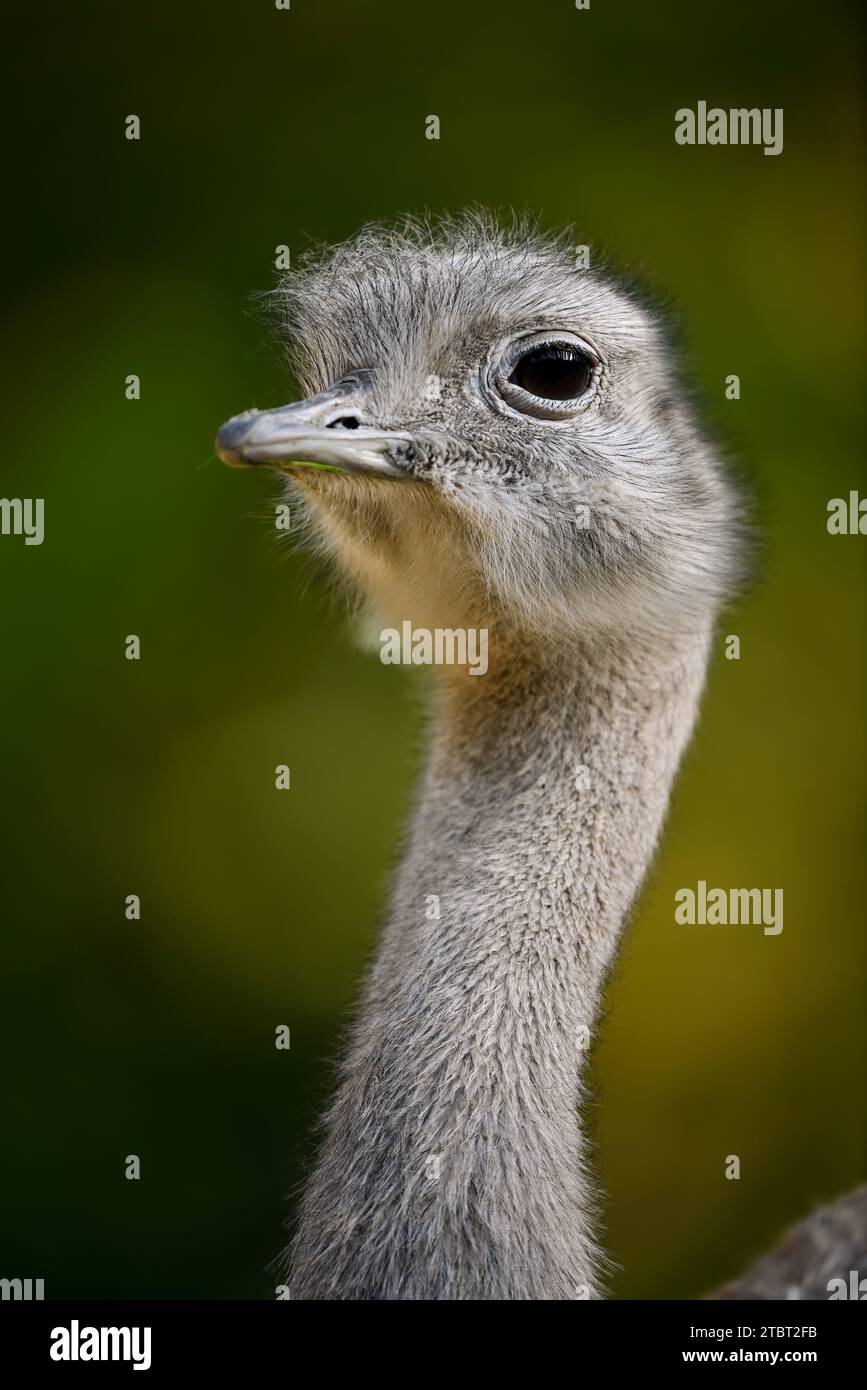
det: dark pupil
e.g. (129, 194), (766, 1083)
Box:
(510, 345), (591, 401)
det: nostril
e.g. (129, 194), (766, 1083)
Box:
(327, 415), (361, 430)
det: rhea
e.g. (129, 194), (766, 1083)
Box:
(217, 214), (864, 1300)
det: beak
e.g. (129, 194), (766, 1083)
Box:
(215, 386), (412, 479)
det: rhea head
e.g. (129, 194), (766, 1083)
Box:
(216, 213), (740, 651)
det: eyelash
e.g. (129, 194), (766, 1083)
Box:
(526, 346), (580, 364)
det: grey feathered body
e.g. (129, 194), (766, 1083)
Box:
(712, 1187), (867, 1301)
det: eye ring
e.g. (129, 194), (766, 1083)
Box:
(486, 331), (602, 421)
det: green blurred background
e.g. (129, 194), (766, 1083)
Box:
(1, 0), (864, 1299)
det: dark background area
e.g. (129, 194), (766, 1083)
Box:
(0, 0), (864, 1298)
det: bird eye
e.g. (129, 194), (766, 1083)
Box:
(489, 333), (600, 420)
(509, 344), (593, 402)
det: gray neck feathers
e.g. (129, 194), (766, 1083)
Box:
(288, 626), (713, 1299)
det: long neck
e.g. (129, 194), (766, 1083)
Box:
(288, 626), (713, 1300)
